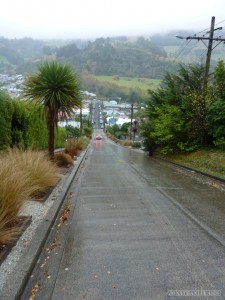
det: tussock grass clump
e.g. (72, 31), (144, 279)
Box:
(77, 136), (89, 150)
(122, 140), (134, 147)
(65, 137), (80, 158)
(65, 136), (89, 158)
(4, 148), (60, 196)
(54, 152), (74, 167)
(106, 132), (112, 138)
(0, 161), (37, 245)
(0, 148), (60, 245)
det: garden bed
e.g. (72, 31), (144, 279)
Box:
(0, 216), (32, 265)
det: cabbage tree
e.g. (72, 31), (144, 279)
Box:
(23, 61), (82, 159)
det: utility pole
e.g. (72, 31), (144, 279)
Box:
(204, 16), (215, 87)
(88, 103), (93, 127)
(176, 16), (225, 87)
(80, 104), (83, 135)
(130, 103), (134, 140)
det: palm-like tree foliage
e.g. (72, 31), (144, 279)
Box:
(23, 61), (82, 159)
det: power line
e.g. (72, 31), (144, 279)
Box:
(173, 40), (192, 60)
(193, 19), (225, 37)
(215, 19), (225, 26)
(163, 40), (192, 72)
(166, 18), (225, 73)
(199, 48), (208, 60)
(176, 16), (225, 87)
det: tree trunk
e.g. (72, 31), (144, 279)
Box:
(48, 114), (55, 161)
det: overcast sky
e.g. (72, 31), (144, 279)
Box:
(1, 0), (225, 40)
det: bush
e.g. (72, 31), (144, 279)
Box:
(122, 140), (133, 146)
(77, 136), (90, 149)
(65, 136), (89, 158)
(65, 138), (79, 158)
(65, 125), (81, 138)
(54, 127), (67, 149)
(0, 154), (36, 245)
(133, 142), (142, 148)
(54, 152), (74, 167)
(83, 126), (93, 138)
(0, 148), (60, 245)
(3, 148), (60, 196)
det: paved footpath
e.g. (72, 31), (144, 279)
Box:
(20, 138), (225, 299)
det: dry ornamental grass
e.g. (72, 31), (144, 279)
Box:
(0, 148), (60, 246)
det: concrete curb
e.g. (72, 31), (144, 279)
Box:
(0, 146), (90, 300)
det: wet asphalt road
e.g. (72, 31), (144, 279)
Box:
(21, 134), (225, 300)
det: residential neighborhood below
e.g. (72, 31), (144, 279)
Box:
(0, 73), (140, 140)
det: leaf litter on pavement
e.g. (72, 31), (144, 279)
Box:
(28, 192), (74, 299)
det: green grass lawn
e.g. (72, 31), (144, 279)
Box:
(165, 149), (225, 180)
(93, 76), (161, 92)
(0, 55), (11, 64)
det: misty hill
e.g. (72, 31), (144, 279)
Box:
(56, 36), (176, 78)
(0, 31), (225, 78)
(151, 30), (225, 66)
(55, 31), (225, 78)
(0, 37), (78, 74)
(0, 37), (46, 73)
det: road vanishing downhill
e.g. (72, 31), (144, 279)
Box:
(19, 133), (225, 300)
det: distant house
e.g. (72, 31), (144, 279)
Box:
(73, 108), (89, 119)
(58, 120), (80, 128)
(82, 91), (96, 98)
(103, 101), (119, 109)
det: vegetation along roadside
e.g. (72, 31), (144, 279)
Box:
(0, 60), (91, 259)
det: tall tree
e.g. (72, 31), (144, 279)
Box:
(142, 64), (210, 154)
(207, 59), (225, 148)
(0, 91), (13, 150)
(23, 60), (82, 159)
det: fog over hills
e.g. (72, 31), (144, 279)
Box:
(0, 30), (225, 78)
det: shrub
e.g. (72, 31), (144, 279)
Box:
(77, 136), (89, 150)
(0, 148), (61, 245)
(65, 136), (89, 158)
(2, 148), (60, 196)
(122, 140), (134, 147)
(0, 159), (37, 245)
(54, 127), (67, 149)
(133, 141), (142, 148)
(65, 125), (81, 137)
(83, 126), (93, 138)
(54, 152), (74, 167)
(0, 147), (62, 246)
(65, 137), (80, 158)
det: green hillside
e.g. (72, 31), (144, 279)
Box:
(93, 76), (161, 91)
(56, 36), (176, 79)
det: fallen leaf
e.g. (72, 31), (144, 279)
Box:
(29, 283), (40, 300)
